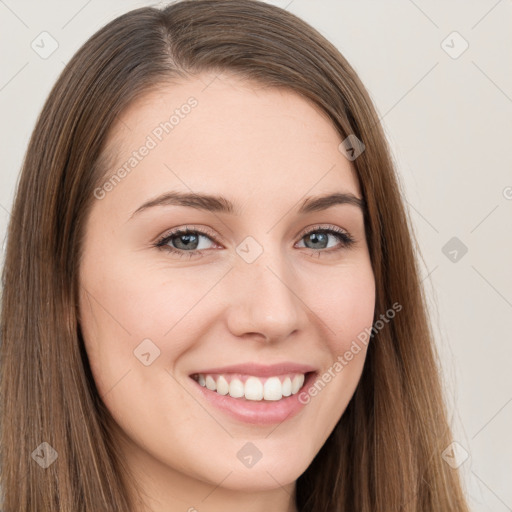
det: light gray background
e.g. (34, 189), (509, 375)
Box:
(1, 1), (511, 510)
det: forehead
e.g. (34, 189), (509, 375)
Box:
(100, 73), (361, 214)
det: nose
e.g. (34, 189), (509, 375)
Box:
(224, 250), (308, 343)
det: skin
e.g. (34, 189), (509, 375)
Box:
(78, 72), (376, 512)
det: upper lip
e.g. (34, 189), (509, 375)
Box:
(190, 362), (317, 377)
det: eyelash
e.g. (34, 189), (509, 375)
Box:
(154, 224), (355, 259)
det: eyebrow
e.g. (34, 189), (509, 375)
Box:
(129, 191), (365, 219)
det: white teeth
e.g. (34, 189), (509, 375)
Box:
(216, 375), (229, 395)
(291, 374), (305, 394)
(205, 375), (216, 391)
(244, 377), (263, 400)
(194, 372), (308, 401)
(263, 377), (282, 401)
(229, 378), (244, 398)
(282, 377), (292, 397)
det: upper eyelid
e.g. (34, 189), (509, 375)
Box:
(296, 224), (351, 238)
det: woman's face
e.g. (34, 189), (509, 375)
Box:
(79, 72), (375, 505)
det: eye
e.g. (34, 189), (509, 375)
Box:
(295, 224), (355, 256)
(155, 226), (218, 259)
(154, 224), (355, 258)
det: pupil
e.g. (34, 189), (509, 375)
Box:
(308, 232), (327, 248)
(177, 234), (197, 249)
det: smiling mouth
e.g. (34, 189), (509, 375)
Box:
(190, 372), (313, 401)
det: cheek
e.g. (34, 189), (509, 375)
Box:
(77, 255), (218, 395)
(317, 262), (376, 351)
(299, 262), (374, 423)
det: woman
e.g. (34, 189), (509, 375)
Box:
(0, 0), (470, 510)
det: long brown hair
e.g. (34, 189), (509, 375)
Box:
(0, 1), (470, 510)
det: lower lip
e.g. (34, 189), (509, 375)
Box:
(190, 372), (317, 425)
